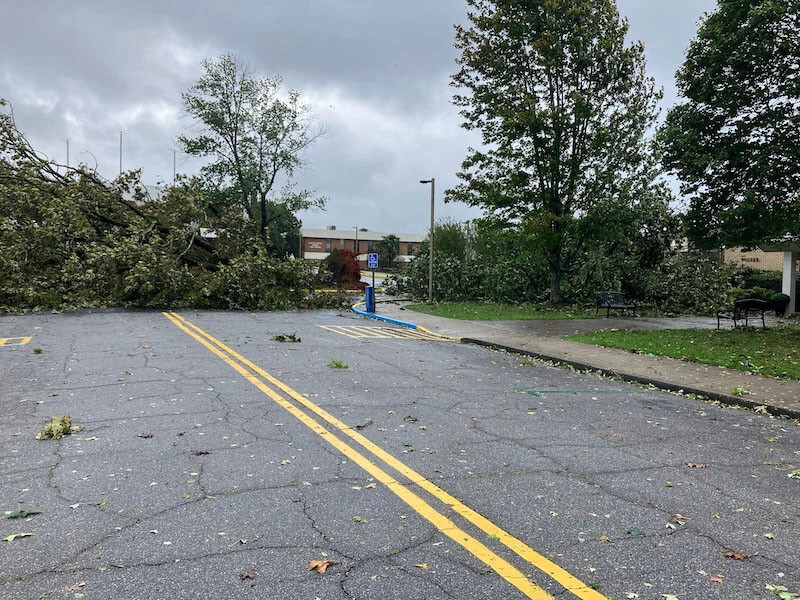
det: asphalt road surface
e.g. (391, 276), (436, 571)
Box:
(1, 309), (798, 600)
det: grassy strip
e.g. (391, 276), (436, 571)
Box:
(406, 301), (596, 321)
(567, 326), (800, 380)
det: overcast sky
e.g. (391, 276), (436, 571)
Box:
(1, 0), (716, 233)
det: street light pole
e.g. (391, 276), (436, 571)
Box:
(419, 178), (435, 303)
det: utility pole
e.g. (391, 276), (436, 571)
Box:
(419, 178), (435, 303)
(354, 226), (359, 254)
(119, 131), (123, 176)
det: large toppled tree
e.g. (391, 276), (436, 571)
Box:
(0, 100), (317, 310)
(659, 0), (800, 249)
(448, 0), (663, 302)
(180, 54), (325, 251)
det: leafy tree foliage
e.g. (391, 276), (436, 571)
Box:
(320, 249), (363, 289)
(419, 219), (473, 261)
(0, 101), (339, 311)
(378, 234), (400, 269)
(659, 0), (800, 248)
(180, 54), (325, 247)
(449, 0), (662, 302)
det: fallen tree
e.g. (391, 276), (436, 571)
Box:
(0, 100), (335, 311)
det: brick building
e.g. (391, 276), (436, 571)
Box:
(300, 227), (425, 268)
(722, 247), (785, 271)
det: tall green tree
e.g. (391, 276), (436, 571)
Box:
(449, 0), (661, 302)
(180, 53), (325, 248)
(659, 0), (800, 249)
(378, 234), (400, 268)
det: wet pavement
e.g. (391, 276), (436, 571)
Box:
(1, 309), (798, 600)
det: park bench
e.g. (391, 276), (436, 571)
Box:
(595, 291), (636, 317)
(716, 298), (768, 329)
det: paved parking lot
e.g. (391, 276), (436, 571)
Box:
(1, 310), (798, 600)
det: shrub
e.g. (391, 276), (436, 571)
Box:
(642, 253), (733, 314)
(735, 266), (782, 293)
(320, 248), (364, 289)
(395, 250), (482, 301)
(730, 286), (774, 301)
(770, 292), (791, 316)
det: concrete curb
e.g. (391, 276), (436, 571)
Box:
(461, 338), (800, 421)
(351, 302), (420, 329)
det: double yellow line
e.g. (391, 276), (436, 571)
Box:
(162, 312), (605, 600)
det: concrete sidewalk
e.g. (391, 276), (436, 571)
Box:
(373, 301), (800, 419)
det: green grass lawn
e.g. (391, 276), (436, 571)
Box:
(405, 301), (596, 321)
(567, 326), (800, 380)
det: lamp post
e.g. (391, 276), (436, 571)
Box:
(419, 178), (435, 303)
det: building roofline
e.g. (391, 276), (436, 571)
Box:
(300, 228), (425, 242)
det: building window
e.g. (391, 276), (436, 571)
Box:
(340, 238), (345, 249)
(407, 242), (413, 255)
(325, 239), (331, 252)
(368, 240), (374, 252)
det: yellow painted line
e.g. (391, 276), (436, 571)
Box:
(417, 325), (461, 342)
(388, 328), (442, 341)
(168, 312), (606, 600)
(163, 312), (551, 600)
(0, 337), (32, 347)
(347, 325), (394, 338)
(375, 327), (410, 339)
(321, 325), (392, 339)
(317, 325), (364, 339)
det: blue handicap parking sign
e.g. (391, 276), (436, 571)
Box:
(367, 253), (379, 268)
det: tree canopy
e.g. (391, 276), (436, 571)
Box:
(448, 0), (663, 301)
(0, 99), (336, 311)
(180, 54), (325, 248)
(659, 0), (800, 249)
(378, 234), (400, 269)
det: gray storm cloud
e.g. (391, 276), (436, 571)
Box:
(1, 0), (715, 232)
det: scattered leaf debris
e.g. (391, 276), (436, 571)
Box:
(273, 333), (301, 343)
(673, 514), (691, 521)
(724, 551), (751, 561)
(137, 432), (153, 439)
(239, 568), (256, 580)
(191, 450), (210, 456)
(36, 415), (82, 440)
(306, 559), (337, 574)
(6, 509), (41, 519)
(3, 532), (34, 542)
(684, 462), (708, 468)
(627, 528), (644, 537)
(414, 563), (429, 570)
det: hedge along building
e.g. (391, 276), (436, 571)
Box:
(300, 226), (425, 269)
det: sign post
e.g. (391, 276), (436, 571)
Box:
(367, 252), (378, 290)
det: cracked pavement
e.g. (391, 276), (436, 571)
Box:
(1, 309), (798, 600)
